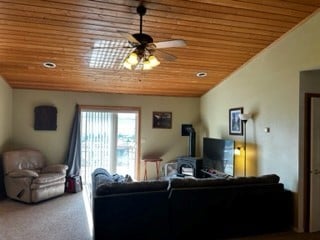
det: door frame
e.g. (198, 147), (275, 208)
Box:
(79, 104), (141, 180)
(303, 93), (320, 231)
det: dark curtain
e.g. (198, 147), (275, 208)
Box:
(64, 104), (81, 177)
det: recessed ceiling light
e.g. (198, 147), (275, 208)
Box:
(43, 62), (56, 68)
(196, 71), (207, 78)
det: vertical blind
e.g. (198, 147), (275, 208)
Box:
(80, 108), (139, 194)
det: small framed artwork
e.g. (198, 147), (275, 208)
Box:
(229, 107), (243, 135)
(152, 111), (172, 129)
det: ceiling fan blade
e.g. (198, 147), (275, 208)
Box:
(154, 39), (186, 49)
(91, 46), (133, 49)
(117, 31), (140, 44)
(156, 49), (177, 61)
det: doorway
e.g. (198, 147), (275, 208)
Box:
(304, 94), (320, 232)
(309, 96), (320, 232)
(79, 106), (140, 194)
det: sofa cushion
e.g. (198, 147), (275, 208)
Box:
(169, 174), (280, 188)
(96, 180), (169, 196)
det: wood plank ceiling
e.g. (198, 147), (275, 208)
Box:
(0, 0), (319, 97)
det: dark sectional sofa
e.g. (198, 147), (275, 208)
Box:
(92, 168), (291, 240)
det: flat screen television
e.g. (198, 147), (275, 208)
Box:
(202, 137), (235, 176)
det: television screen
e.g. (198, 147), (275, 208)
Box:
(202, 137), (235, 176)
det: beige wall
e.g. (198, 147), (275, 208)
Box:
(12, 89), (200, 179)
(0, 76), (12, 152)
(201, 10), (320, 231)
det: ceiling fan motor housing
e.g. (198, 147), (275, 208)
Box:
(132, 33), (153, 45)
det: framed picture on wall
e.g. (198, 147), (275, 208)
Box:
(152, 111), (172, 129)
(34, 105), (57, 130)
(229, 107), (243, 135)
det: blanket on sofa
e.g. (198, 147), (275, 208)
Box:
(92, 168), (168, 195)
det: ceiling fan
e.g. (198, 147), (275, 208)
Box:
(119, 2), (186, 70)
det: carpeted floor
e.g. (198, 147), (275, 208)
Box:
(0, 191), (92, 240)
(1, 190), (320, 240)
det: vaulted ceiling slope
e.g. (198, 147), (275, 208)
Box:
(0, 0), (319, 97)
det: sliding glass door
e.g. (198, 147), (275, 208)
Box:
(80, 107), (139, 191)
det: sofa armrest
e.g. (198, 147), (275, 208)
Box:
(42, 164), (68, 174)
(7, 169), (39, 178)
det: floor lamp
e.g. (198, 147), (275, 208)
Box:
(239, 113), (251, 176)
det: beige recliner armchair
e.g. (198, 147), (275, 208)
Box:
(3, 149), (68, 203)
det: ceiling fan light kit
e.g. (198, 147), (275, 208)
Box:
(121, 3), (186, 71)
(127, 52), (139, 65)
(148, 55), (160, 66)
(123, 50), (160, 70)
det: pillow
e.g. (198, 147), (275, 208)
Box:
(96, 180), (169, 196)
(8, 169), (39, 178)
